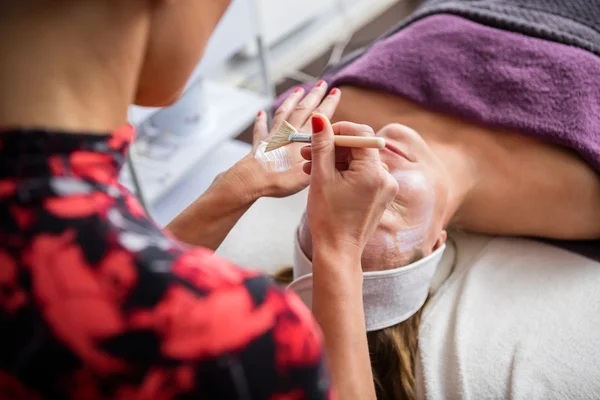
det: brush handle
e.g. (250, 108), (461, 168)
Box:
(333, 135), (386, 149)
(289, 133), (386, 148)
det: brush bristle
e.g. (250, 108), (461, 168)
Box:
(265, 121), (296, 152)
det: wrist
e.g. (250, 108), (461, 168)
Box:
(204, 180), (255, 213)
(312, 243), (363, 276)
(215, 159), (264, 205)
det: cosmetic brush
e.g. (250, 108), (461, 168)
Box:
(265, 121), (386, 152)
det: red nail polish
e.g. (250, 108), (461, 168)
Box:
(330, 88), (338, 95)
(317, 80), (325, 87)
(294, 87), (302, 93)
(257, 110), (262, 117)
(312, 115), (325, 133)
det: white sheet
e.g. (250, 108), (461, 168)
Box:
(418, 232), (600, 399)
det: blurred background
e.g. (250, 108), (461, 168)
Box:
(121, 0), (420, 229)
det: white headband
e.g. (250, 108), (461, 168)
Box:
(289, 234), (451, 332)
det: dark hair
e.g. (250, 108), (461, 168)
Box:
(273, 267), (423, 400)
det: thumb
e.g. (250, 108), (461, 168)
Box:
(310, 114), (335, 180)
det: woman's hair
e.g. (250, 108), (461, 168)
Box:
(273, 267), (424, 400)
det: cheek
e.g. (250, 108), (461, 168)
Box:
(369, 171), (439, 259)
(392, 170), (431, 198)
(371, 213), (427, 255)
(380, 151), (409, 172)
(362, 227), (420, 271)
(391, 170), (437, 218)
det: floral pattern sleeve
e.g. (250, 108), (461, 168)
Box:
(0, 127), (334, 400)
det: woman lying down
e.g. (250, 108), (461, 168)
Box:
(271, 1), (600, 398)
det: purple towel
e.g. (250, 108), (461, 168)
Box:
(276, 14), (600, 260)
(278, 14), (600, 174)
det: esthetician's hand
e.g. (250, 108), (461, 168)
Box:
(169, 84), (340, 250)
(304, 114), (399, 259)
(224, 81), (341, 202)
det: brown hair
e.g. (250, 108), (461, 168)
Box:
(273, 267), (423, 400)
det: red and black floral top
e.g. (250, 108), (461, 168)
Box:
(0, 127), (333, 400)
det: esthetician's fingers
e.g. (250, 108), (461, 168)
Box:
(287, 80), (328, 128)
(301, 121), (373, 162)
(271, 87), (305, 133)
(301, 145), (350, 163)
(331, 121), (382, 164)
(331, 121), (375, 137)
(303, 162), (349, 175)
(299, 88), (341, 132)
(252, 110), (269, 151)
(310, 114), (336, 181)
(302, 146), (389, 171)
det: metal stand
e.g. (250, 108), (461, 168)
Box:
(251, 0), (276, 123)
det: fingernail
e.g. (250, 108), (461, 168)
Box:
(312, 115), (325, 133)
(330, 88), (338, 95)
(294, 87), (303, 93)
(317, 80), (325, 87)
(257, 110), (262, 117)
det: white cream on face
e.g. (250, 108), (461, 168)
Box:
(390, 170), (436, 254)
(395, 225), (428, 253)
(254, 141), (294, 172)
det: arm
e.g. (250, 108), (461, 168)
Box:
(305, 116), (399, 400)
(312, 249), (376, 400)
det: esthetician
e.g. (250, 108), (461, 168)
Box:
(0, 1), (392, 398)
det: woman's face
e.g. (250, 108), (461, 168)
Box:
(135, 0), (231, 107)
(362, 124), (448, 271)
(298, 123), (448, 271)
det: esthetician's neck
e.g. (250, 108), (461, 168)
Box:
(0, 4), (148, 132)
